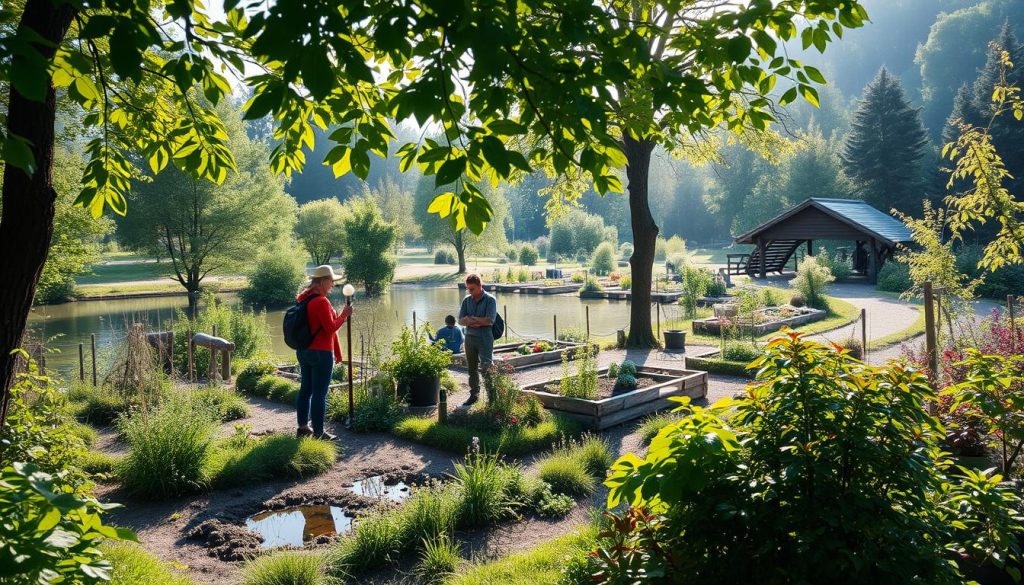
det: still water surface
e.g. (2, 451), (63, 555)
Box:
(27, 286), (636, 375)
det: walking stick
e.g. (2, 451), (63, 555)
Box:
(343, 284), (355, 428)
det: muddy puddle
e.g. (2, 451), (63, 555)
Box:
(349, 475), (411, 502)
(245, 505), (356, 549)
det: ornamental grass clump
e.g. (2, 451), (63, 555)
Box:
(415, 535), (461, 584)
(596, 332), (1024, 584)
(453, 452), (522, 528)
(791, 255), (834, 310)
(117, 394), (218, 498)
(242, 550), (336, 585)
(103, 542), (194, 585)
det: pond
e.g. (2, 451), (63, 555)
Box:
(27, 285), (636, 375)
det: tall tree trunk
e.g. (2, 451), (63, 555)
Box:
(624, 135), (659, 348)
(0, 0), (76, 437)
(454, 232), (467, 274)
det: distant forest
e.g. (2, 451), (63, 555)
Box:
(263, 0), (1024, 247)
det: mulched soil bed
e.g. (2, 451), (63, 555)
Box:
(92, 349), (744, 584)
(540, 374), (661, 400)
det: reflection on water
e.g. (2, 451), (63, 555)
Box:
(349, 475), (410, 502)
(28, 286), (634, 374)
(245, 505), (356, 549)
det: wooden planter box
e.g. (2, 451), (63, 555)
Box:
(578, 290), (682, 303)
(450, 340), (595, 370)
(691, 307), (826, 336)
(520, 366), (708, 430)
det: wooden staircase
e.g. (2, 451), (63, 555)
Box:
(741, 239), (804, 276)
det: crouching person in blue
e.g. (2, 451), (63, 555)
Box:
(429, 315), (464, 354)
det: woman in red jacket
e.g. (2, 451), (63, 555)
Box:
(295, 265), (351, 440)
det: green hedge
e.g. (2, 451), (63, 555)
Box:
(686, 356), (754, 379)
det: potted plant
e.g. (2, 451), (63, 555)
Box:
(385, 327), (452, 407)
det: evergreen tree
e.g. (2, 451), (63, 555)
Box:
(840, 68), (930, 215)
(971, 22), (1024, 193)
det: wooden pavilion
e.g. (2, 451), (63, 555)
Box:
(729, 198), (913, 284)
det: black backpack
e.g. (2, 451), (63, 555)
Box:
(491, 312), (505, 340)
(283, 295), (322, 350)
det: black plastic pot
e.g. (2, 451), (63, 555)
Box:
(663, 329), (687, 352)
(405, 374), (441, 407)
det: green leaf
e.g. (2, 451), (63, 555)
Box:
(487, 120), (527, 136)
(302, 50), (336, 100)
(727, 36), (752, 63)
(779, 87), (798, 106)
(436, 156), (466, 186)
(2, 135), (36, 175)
(804, 65), (827, 85)
(800, 85), (820, 108)
(109, 24), (143, 83)
(350, 145), (371, 180)
(480, 136), (510, 177)
(427, 192), (457, 218)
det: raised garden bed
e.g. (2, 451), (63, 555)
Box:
(520, 366), (707, 430)
(450, 340), (595, 370)
(691, 305), (826, 336)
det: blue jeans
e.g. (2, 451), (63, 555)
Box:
(297, 349), (333, 435)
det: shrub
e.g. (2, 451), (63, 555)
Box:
(0, 463), (135, 584)
(707, 275), (728, 297)
(570, 271), (586, 283)
(575, 434), (613, 477)
(760, 287), (782, 307)
(237, 360), (277, 394)
(841, 337), (864, 360)
(434, 249), (456, 265)
(876, 260), (912, 293)
(518, 243), (539, 266)
(722, 343), (761, 362)
(268, 377), (300, 404)
(654, 236), (667, 261)
(350, 389), (405, 432)
(254, 374), (278, 399)
(241, 247), (306, 307)
(819, 250), (852, 281)
(666, 252), (688, 274)
(117, 394), (218, 498)
(600, 334), (1024, 584)
(680, 266), (713, 318)
(104, 542), (194, 585)
(195, 387), (250, 421)
(415, 535), (460, 584)
(789, 293), (806, 308)
(578, 276), (604, 294)
(619, 275), (632, 290)
(171, 292), (272, 377)
(590, 242), (616, 276)
(619, 242), (634, 260)
(527, 480), (575, 518)
(212, 435), (336, 487)
(242, 550), (335, 585)
(619, 360), (637, 376)
(791, 256), (834, 310)
(533, 236), (549, 258)
(2, 364), (91, 490)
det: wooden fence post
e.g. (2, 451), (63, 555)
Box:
(90, 334), (97, 386)
(586, 305), (591, 341)
(78, 343), (85, 382)
(924, 282), (938, 414)
(860, 308), (868, 362)
(553, 314), (558, 341)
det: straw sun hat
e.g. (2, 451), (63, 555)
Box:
(310, 265), (343, 281)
